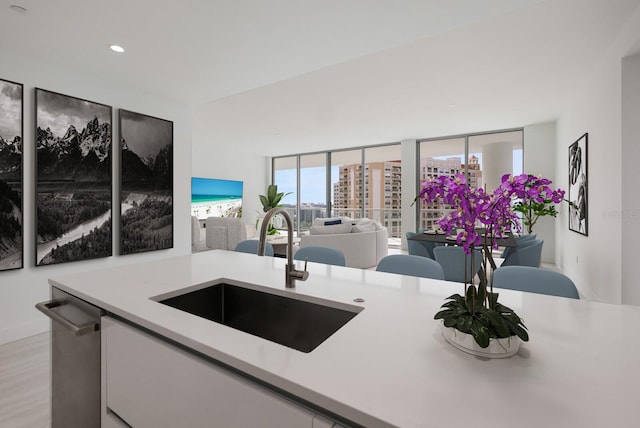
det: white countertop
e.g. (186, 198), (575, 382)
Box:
(49, 250), (640, 428)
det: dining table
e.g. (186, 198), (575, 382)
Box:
(409, 229), (517, 270)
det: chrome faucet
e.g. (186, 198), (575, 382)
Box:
(258, 207), (309, 288)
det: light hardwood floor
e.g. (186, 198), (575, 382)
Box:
(0, 332), (50, 428)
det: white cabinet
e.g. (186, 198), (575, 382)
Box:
(102, 317), (318, 427)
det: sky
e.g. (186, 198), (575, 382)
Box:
(120, 110), (172, 159)
(0, 80), (22, 140)
(275, 150), (524, 205)
(36, 89), (111, 137)
(192, 177), (243, 197)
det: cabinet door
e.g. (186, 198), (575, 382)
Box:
(103, 317), (314, 428)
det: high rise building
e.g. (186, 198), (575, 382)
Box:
(332, 160), (402, 237)
(333, 157), (482, 235)
(417, 156), (483, 230)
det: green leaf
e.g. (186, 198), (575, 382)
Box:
(267, 184), (277, 201)
(480, 308), (510, 337)
(469, 320), (490, 348)
(487, 291), (499, 307)
(259, 195), (270, 211)
(455, 314), (473, 333)
(434, 309), (452, 320)
(443, 316), (457, 328)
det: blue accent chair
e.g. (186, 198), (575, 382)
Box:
(501, 233), (537, 258)
(492, 266), (579, 299)
(433, 246), (483, 284)
(234, 240), (274, 256)
(501, 239), (543, 268)
(406, 232), (444, 259)
(294, 246), (346, 266)
(376, 255), (445, 280)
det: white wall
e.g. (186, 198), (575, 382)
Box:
(0, 48), (192, 345)
(523, 122), (557, 264)
(555, 5), (640, 303)
(621, 53), (640, 305)
(191, 105), (269, 234)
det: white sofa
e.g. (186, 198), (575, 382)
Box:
(299, 217), (388, 269)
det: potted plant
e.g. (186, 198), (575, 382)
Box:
(258, 184), (291, 236)
(418, 173), (564, 357)
(511, 174), (565, 234)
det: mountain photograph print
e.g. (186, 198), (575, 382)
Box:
(119, 109), (173, 255)
(35, 89), (112, 266)
(0, 79), (23, 271)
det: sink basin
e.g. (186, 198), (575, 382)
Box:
(153, 280), (362, 353)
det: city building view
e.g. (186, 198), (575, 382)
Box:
(418, 155), (483, 231)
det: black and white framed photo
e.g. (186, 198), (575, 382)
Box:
(568, 133), (588, 236)
(35, 88), (112, 266)
(0, 78), (23, 271)
(119, 109), (173, 255)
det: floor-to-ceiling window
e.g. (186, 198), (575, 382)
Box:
(417, 136), (466, 231)
(272, 142), (402, 246)
(299, 153), (327, 234)
(417, 129), (523, 231)
(363, 145), (402, 242)
(330, 149), (363, 220)
(272, 156), (297, 231)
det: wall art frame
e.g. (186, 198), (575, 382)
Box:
(35, 88), (113, 266)
(119, 109), (173, 255)
(0, 78), (24, 272)
(568, 132), (588, 236)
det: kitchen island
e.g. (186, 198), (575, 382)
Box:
(48, 250), (640, 427)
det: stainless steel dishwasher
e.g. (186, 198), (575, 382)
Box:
(36, 286), (104, 428)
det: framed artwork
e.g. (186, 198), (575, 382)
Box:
(568, 133), (588, 236)
(0, 78), (23, 271)
(35, 88), (112, 266)
(119, 109), (173, 255)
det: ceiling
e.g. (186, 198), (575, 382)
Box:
(2, 0), (640, 156)
(0, 0), (548, 106)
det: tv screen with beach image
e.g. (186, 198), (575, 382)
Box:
(191, 177), (243, 220)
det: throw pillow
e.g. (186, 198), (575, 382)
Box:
(324, 219), (342, 225)
(351, 223), (376, 233)
(308, 223), (353, 235)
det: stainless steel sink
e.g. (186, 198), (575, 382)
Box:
(153, 281), (362, 353)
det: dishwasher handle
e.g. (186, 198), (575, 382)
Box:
(36, 299), (100, 336)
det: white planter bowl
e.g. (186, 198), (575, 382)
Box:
(440, 323), (521, 358)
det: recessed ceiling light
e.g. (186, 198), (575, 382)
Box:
(448, 103), (457, 108)
(109, 45), (125, 53)
(10, 5), (27, 13)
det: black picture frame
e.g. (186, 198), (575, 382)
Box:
(0, 78), (24, 272)
(119, 109), (173, 255)
(35, 88), (113, 266)
(568, 133), (588, 236)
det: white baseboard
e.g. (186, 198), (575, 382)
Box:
(0, 319), (49, 346)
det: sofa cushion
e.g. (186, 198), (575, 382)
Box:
(309, 223), (353, 235)
(356, 218), (384, 230)
(312, 216), (354, 227)
(352, 223), (376, 233)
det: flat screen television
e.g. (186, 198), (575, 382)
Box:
(191, 177), (243, 220)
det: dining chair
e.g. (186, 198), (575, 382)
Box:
(433, 246), (483, 284)
(501, 233), (537, 258)
(294, 246), (346, 266)
(492, 265), (580, 299)
(406, 232), (443, 259)
(376, 255), (445, 280)
(501, 239), (543, 267)
(234, 240), (274, 256)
